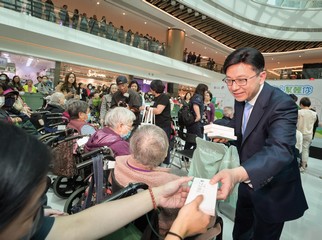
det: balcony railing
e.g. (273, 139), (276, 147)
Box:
(0, 0), (224, 74)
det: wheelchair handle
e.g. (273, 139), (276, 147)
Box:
(104, 182), (148, 202)
(81, 147), (110, 159)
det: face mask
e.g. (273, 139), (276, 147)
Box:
(0, 96), (5, 108)
(0, 76), (6, 81)
(121, 130), (132, 140)
(87, 112), (91, 122)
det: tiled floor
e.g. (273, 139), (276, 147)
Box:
(48, 155), (322, 240)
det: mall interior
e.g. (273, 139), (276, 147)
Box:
(0, 0), (322, 239)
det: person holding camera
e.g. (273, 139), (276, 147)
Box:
(111, 76), (141, 128)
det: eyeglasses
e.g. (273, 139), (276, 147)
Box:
(222, 73), (259, 86)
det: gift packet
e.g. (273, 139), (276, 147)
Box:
(204, 123), (237, 141)
(185, 177), (218, 216)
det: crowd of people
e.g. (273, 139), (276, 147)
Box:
(183, 48), (218, 72)
(2, 0), (166, 54)
(1, 1), (226, 72)
(0, 71), (224, 239)
(0, 46), (321, 240)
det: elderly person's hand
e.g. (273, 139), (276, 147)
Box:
(165, 195), (211, 239)
(152, 176), (193, 209)
(210, 167), (249, 200)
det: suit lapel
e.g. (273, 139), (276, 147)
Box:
(241, 83), (272, 145)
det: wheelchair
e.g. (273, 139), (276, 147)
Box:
(40, 127), (113, 199)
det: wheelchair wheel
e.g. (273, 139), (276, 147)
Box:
(64, 186), (86, 214)
(52, 175), (83, 199)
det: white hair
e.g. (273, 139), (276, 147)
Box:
(49, 92), (65, 104)
(105, 107), (136, 129)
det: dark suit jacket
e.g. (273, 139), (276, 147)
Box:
(230, 82), (308, 223)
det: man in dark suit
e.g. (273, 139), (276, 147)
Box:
(211, 47), (308, 240)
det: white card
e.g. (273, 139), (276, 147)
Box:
(185, 177), (218, 216)
(76, 136), (90, 147)
(57, 125), (66, 131)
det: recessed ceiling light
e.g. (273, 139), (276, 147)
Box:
(122, 12), (125, 15)
(299, 55), (302, 57)
(187, 8), (192, 13)
(195, 12), (199, 17)
(204, 47), (207, 49)
(97, 1), (100, 5)
(179, 4), (184, 10)
(144, 22), (147, 24)
(192, 41), (194, 44)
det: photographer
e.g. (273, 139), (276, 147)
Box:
(111, 76), (141, 128)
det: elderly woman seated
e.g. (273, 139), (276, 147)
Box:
(43, 92), (66, 130)
(85, 107), (135, 157)
(66, 99), (96, 135)
(113, 124), (221, 239)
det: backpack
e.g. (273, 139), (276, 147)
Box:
(178, 105), (195, 127)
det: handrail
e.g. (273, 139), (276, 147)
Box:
(0, 0), (223, 74)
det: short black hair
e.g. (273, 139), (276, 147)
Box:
(300, 97), (311, 107)
(223, 47), (265, 74)
(206, 90), (213, 100)
(150, 80), (165, 94)
(129, 80), (141, 92)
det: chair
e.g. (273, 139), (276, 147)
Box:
(170, 129), (197, 171)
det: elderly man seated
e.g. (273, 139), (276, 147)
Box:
(113, 124), (222, 239)
(85, 107), (135, 156)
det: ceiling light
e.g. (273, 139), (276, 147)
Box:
(201, 15), (206, 20)
(187, 8), (192, 13)
(97, 1), (100, 5)
(122, 12), (125, 15)
(179, 4), (184, 10)
(26, 58), (33, 67)
(194, 12), (199, 17)
(144, 22), (147, 24)
(171, 0), (176, 6)
(192, 41), (194, 44)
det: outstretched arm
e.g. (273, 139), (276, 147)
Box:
(47, 177), (193, 239)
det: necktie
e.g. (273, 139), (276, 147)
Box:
(242, 102), (253, 134)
